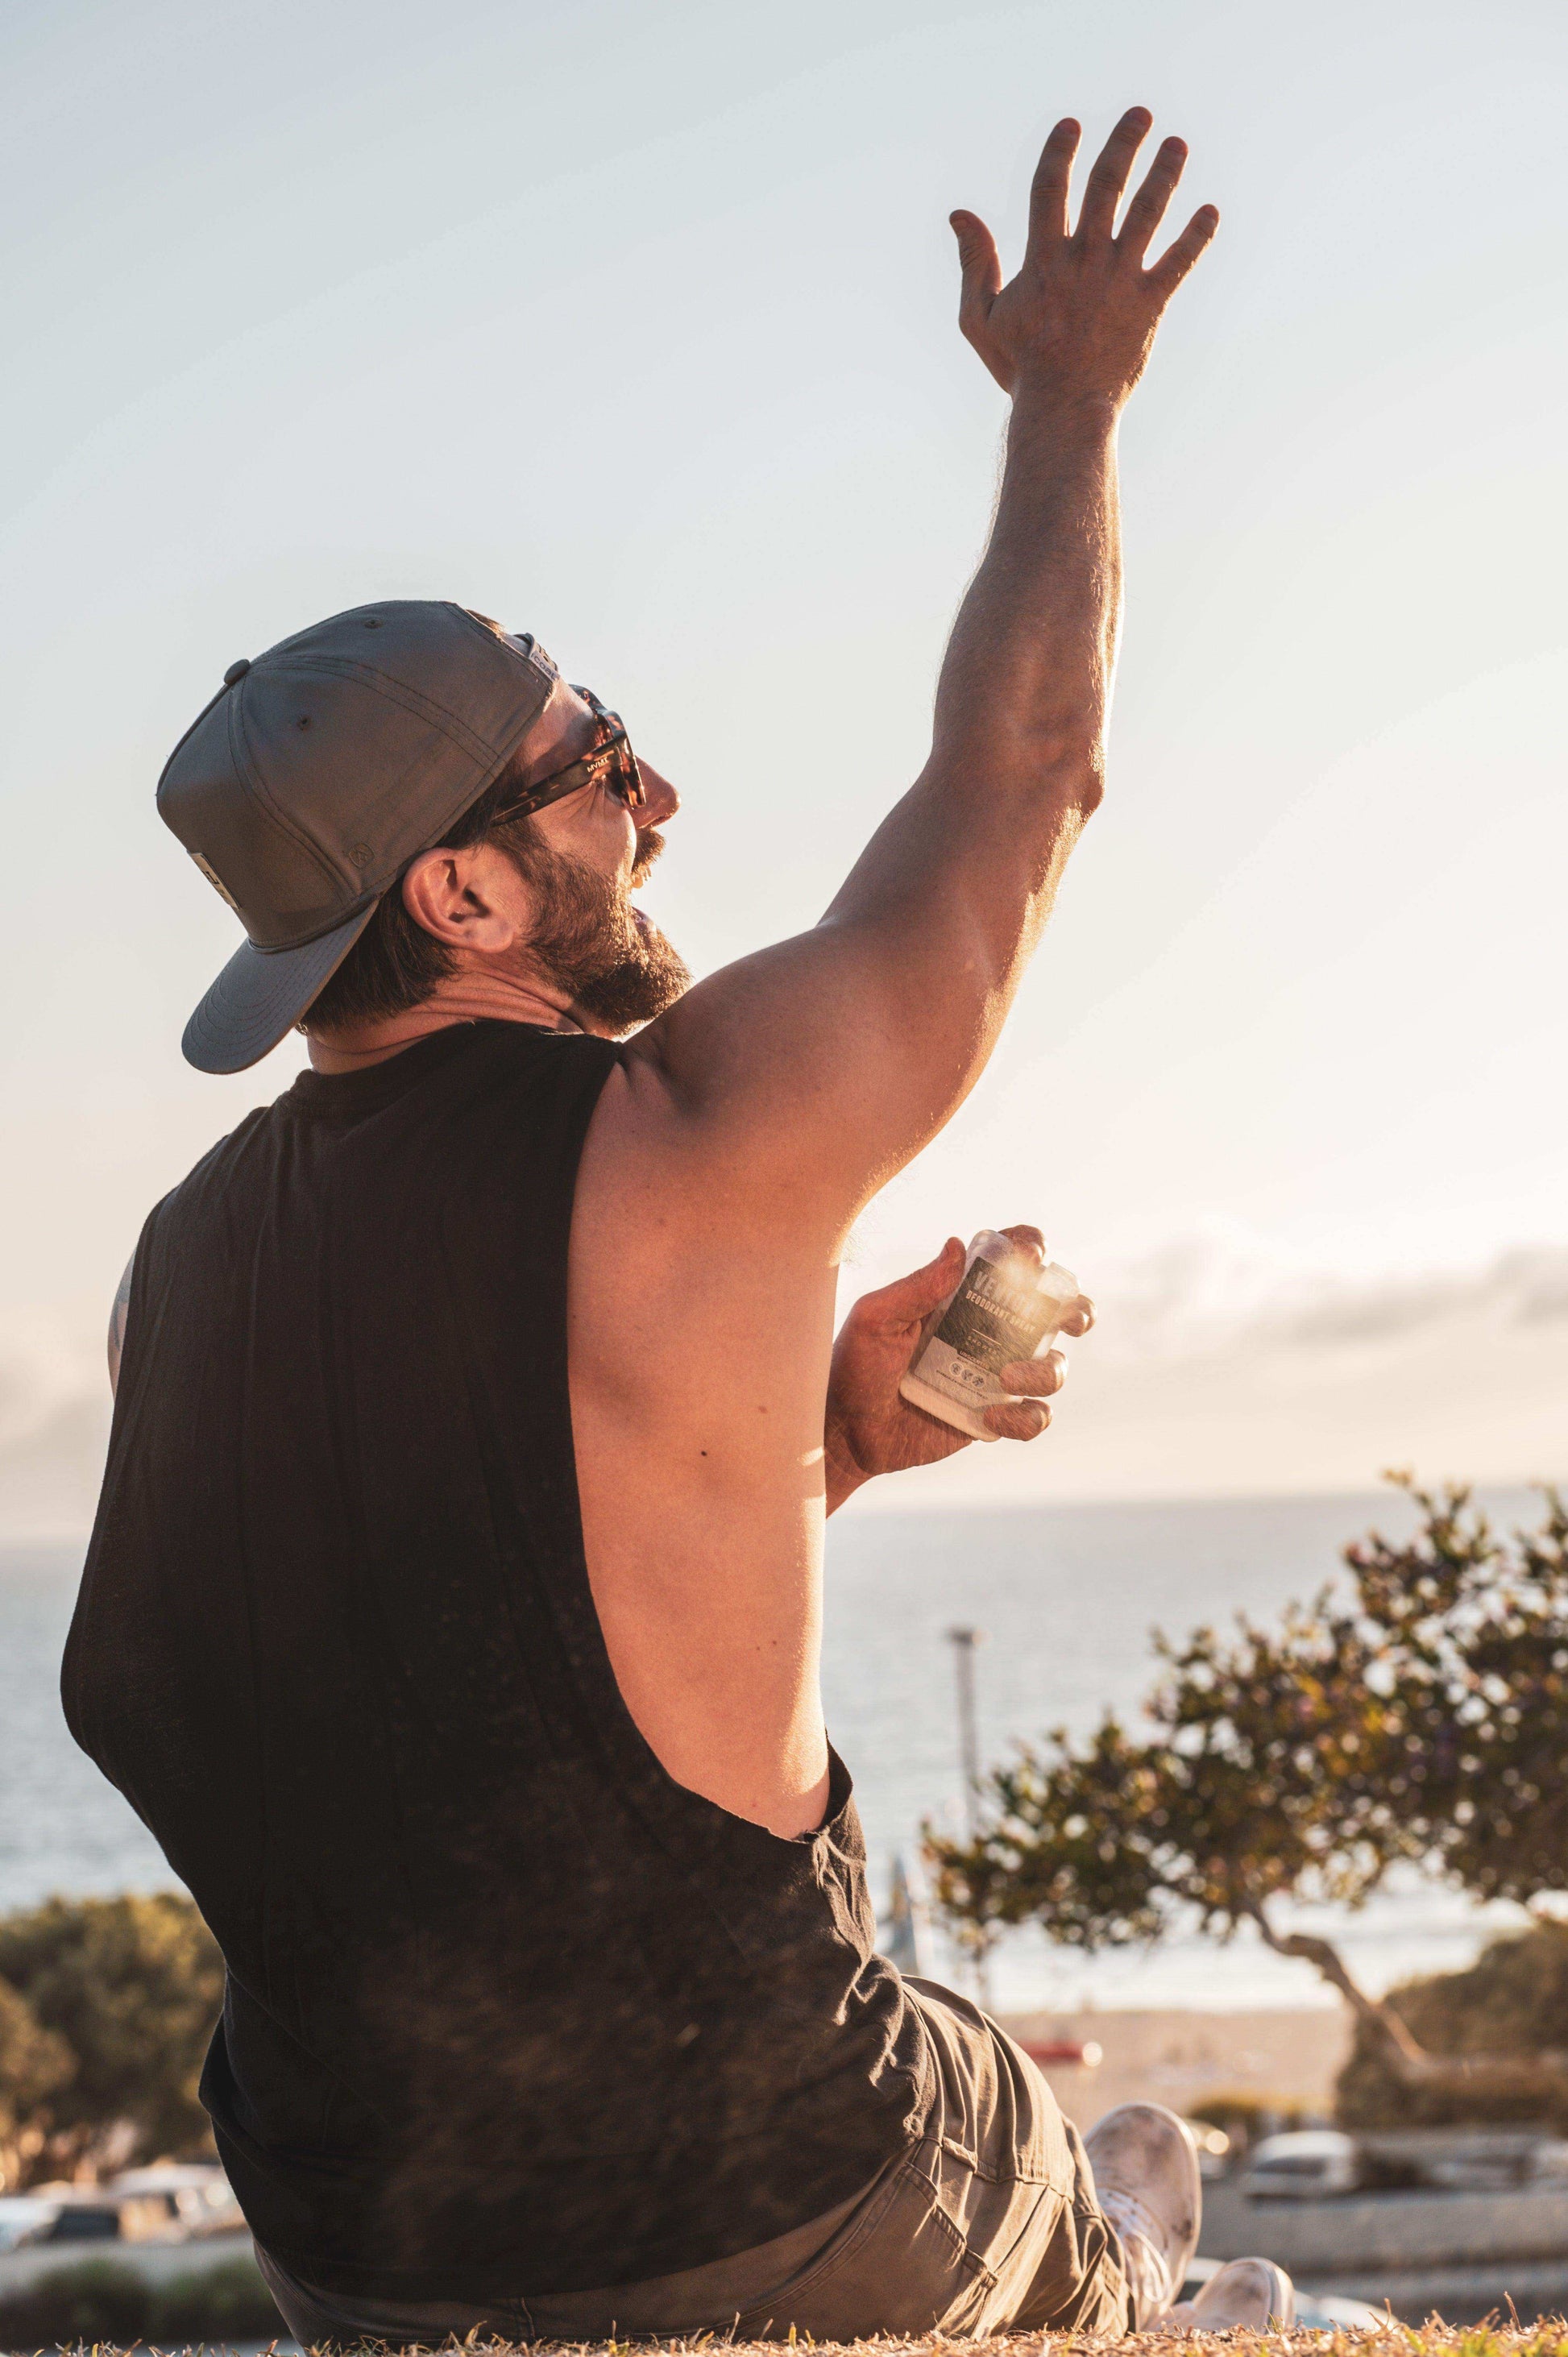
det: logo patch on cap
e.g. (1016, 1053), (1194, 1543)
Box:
(190, 852), (240, 914)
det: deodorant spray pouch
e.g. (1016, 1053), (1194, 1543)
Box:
(899, 1230), (1079, 1443)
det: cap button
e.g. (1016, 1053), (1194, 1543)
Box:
(223, 658), (251, 686)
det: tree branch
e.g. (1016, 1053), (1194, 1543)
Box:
(1242, 1898), (1568, 2100)
(1242, 1900), (1430, 2067)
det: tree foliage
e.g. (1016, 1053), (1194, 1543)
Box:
(0, 1973), (74, 2189)
(927, 1481), (1568, 2089)
(0, 1893), (222, 2185)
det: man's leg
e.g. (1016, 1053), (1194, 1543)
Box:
(900, 1978), (1135, 2334)
(719, 1979), (1135, 2339)
(1006, 2108), (1137, 2334)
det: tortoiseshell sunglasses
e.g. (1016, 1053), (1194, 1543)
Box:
(492, 688), (646, 822)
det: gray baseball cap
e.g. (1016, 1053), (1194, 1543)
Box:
(157, 600), (558, 1073)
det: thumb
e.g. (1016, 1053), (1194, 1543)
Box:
(854, 1236), (965, 1333)
(950, 209), (1002, 338)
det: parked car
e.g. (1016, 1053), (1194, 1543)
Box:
(1242, 2127), (1363, 2199)
(0, 2166), (242, 2259)
(1356, 2128), (1568, 2194)
(108, 2163), (244, 2239)
(0, 2194), (123, 2251)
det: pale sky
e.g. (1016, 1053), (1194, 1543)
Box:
(2, 0), (1565, 1536)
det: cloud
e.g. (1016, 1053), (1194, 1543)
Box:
(0, 1383), (110, 1542)
(847, 1227), (1568, 1508)
(6, 1234), (1567, 1542)
(1097, 1235), (1568, 1366)
(0, 1319), (111, 1543)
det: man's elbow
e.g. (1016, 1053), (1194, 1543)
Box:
(994, 739), (1105, 827)
(1053, 747), (1105, 818)
(938, 710), (1107, 816)
(1010, 710), (1107, 815)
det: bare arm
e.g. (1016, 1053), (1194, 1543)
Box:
(107, 1255), (133, 1396)
(619, 110), (1216, 1230)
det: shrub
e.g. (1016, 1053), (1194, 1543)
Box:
(0, 2255), (281, 2353)
(1338, 1920), (1568, 2131)
(0, 1894), (222, 2183)
(0, 2256), (152, 2350)
(0, 1978), (73, 2191)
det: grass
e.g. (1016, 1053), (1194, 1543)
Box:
(478, 2330), (1563, 2357)
(7, 2324), (1568, 2355)
(174, 2327), (1568, 2355)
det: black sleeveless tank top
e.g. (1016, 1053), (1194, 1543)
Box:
(63, 1020), (930, 2300)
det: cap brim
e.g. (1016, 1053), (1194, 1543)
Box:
(181, 903), (380, 1074)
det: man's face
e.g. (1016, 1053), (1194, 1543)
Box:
(507, 681), (689, 1035)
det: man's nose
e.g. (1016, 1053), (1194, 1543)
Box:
(637, 761), (680, 827)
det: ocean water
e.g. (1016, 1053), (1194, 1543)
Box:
(1, 1486), (1542, 2013)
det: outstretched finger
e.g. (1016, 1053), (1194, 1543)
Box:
(1118, 135), (1188, 260)
(1076, 106), (1151, 241)
(1027, 118), (1081, 250)
(950, 210), (1002, 345)
(1147, 202), (1220, 299)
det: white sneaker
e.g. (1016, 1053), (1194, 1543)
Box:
(1084, 2102), (1201, 2329)
(1162, 2255), (1296, 2331)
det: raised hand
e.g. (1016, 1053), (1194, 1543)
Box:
(823, 1227), (1095, 1512)
(951, 109), (1217, 404)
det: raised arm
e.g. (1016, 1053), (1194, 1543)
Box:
(620, 110), (1216, 1232)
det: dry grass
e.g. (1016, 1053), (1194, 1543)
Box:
(29, 2328), (1568, 2356)
(303, 2325), (1568, 2357)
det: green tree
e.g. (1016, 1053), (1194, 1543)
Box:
(0, 1973), (73, 2190)
(1335, 1484), (1568, 1911)
(0, 1894), (223, 2181)
(927, 1481), (1568, 2108)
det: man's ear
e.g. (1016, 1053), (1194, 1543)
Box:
(400, 843), (525, 954)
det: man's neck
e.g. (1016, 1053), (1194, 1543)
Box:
(305, 970), (587, 1074)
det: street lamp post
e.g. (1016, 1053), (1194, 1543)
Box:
(946, 1625), (990, 2006)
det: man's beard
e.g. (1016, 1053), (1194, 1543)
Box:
(510, 828), (691, 1037)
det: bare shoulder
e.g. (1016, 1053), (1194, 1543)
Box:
(582, 1017), (833, 1236)
(579, 914), (968, 1251)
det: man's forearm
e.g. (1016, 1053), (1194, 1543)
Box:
(932, 391), (1121, 812)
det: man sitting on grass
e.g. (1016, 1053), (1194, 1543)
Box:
(68, 107), (1292, 2341)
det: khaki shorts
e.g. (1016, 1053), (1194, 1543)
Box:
(257, 1977), (1132, 2344)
